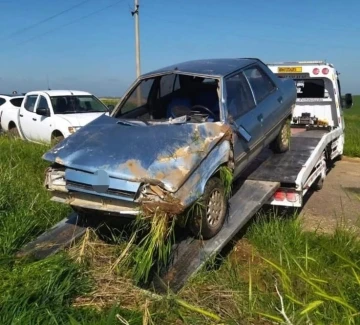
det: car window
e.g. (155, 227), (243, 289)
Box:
(24, 95), (38, 112)
(10, 98), (23, 107)
(38, 96), (49, 109)
(119, 78), (155, 115)
(244, 66), (277, 103)
(50, 95), (108, 114)
(159, 74), (179, 98)
(0, 98), (6, 106)
(225, 72), (256, 118)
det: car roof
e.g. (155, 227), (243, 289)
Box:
(141, 58), (260, 78)
(26, 90), (92, 96)
(0, 94), (24, 98)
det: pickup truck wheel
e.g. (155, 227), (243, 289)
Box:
(188, 177), (227, 239)
(8, 126), (20, 138)
(51, 134), (64, 145)
(270, 119), (291, 153)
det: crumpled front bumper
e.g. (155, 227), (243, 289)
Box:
(44, 166), (184, 216)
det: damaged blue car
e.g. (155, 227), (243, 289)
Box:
(43, 58), (296, 239)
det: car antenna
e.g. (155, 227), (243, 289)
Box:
(46, 74), (51, 90)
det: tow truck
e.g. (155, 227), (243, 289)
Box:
(17, 60), (353, 294)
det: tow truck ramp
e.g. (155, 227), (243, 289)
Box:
(16, 213), (87, 260)
(151, 180), (279, 293)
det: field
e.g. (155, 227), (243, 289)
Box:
(0, 97), (359, 324)
(344, 95), (360, 157)
(100, 97), (120, 108)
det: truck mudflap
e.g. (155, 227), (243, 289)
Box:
(150, 180), (280, 294)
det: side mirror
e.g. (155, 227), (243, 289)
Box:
(107, 104), (115, 112)
(228, 115), (252, 143)
(342, 93), (353, 109)
(36, 107), (50, 117)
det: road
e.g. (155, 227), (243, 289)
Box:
(300, 157), (360, 232)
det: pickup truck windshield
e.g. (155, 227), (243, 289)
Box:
(50, 95), (108, 114)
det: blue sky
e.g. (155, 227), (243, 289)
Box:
(0, 0), (359, 97)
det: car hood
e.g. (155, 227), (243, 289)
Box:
(43, 114), (231, 192)
(56, 112), (109, 127)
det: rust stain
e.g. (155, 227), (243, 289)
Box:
(117, 159), (147, 177)
(157, 146), (190, 162)
(55, 157), (64, 165)
(155, 171), (165, 179)
(141, 199), (184, 215)
(164, 166), (190, 184)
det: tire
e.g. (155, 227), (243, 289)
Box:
(270, 119), (291, 154)
(51, 134), (64, 146)
(188, 177), (228, 239)
(335, 154), (343, 161)
(312, 176), (324, 191)
(8, 126), (20, 138)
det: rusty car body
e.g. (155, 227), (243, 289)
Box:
(43, 58), (297, 239)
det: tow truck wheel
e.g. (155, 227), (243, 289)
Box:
(270, 119), (291, 153)
(188, 177), (227, 239)
(312, 176), (324, 191)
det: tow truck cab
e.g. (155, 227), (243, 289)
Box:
(267, 61), (353, 130)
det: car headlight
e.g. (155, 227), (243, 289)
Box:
(68, 126), (81, 134)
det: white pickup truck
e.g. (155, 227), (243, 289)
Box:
(0, 90), (111, 144)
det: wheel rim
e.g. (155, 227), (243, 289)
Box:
(206, 188), (225, 227)
(281, 123), (289, 146)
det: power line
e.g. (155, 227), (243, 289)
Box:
(7, 0), (124, 50)
(0, 0), (93, 41)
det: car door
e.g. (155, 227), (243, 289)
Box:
(19, 94), (39, 140)
(33, 95), (54, 143)
(224, 71), (264, 175)
(243, 65), (284, 140)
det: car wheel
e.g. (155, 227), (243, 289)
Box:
(188, 177), (228, 239)
(270, 119), (291, 153)
(51, 134), (64, 146)
(8, 126), (20, 138)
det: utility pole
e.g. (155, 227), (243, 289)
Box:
(131, 0), (141, 105)
(132, 0), (141, 78)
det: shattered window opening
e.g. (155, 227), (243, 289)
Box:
(117, 73), (221, 124)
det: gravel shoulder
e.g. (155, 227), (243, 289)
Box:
(300, 157), (360, 232)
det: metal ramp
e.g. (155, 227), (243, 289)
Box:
(151, 180), (279, 293)
(16, 213), (87, 260)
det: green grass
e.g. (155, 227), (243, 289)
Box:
(99, 97), (120, 107)
(0, 94), (359, 323)
(344, 95), (360, 157)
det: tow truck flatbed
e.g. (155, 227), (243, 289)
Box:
(248, 129), (328, 184)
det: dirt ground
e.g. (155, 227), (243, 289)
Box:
(300, 157), (360, 232)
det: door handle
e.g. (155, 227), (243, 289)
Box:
(32, 118), (37, 121)
(19, 114), (23, 117)
(257, 114), (263, 123)
(277, 96), (283, 103)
